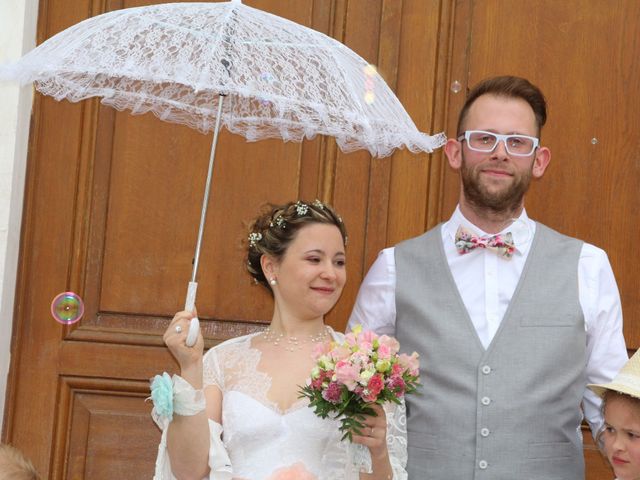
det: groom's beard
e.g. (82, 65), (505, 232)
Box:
(460, 151), (534, 215)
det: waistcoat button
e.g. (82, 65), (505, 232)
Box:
(478, 460), (488, 469)
(481, 365), (491, 374)
(481, 396), (491, 406)
(480, 427), (490, 437)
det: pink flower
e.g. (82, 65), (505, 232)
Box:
(378, 335), (400, 355)
(391, 363), (403, 376)
(386, 374), (406, 397)
(361, 393), (375, 402)
(376, 344), (391, 360)
(344, 332), (358, 347)
(322, 382), (342, 404)
(335, 360), (360, 391)
(349, 351), (370, 367)
(360, 329), (377, 344)
(311, 369), (333, 390)
(311, 341), (331, 360)
(368, 373), (384, 396)
(310, 376), (324, 390)
(357, 330), (377, 353)
(330, 344), (352, 362)
(266, 462), (317, 480)
(398, 352), (420, 376)
(360, 373), (384, 402)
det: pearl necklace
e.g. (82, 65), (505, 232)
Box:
(261, 326), (329, 352)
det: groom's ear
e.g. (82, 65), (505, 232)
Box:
(444, 137), (463, 170)
(532, 146), (551, 178)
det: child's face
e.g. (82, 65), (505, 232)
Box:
(602, 395), (640, 480)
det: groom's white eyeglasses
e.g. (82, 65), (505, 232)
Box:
(458, 130), (539, 156)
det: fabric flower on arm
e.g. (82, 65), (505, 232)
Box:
(148, 372), (206, 429)
(150, 372), (174, 422)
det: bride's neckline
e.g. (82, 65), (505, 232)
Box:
(216, 329), (341, 414)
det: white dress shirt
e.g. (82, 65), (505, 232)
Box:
(348, 206), (627, 436)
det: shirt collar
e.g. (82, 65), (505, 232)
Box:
(443, 205), (536, 255)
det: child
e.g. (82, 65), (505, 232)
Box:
(589, 350), (640, 480)
(0, 444), (40, 480)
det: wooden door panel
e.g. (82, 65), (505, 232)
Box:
(101, 114), (306, 320)
(55, 378), (159, 480)
(385, 0), (447, 245)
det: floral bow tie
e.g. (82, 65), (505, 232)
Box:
(454, 225), (515, 259)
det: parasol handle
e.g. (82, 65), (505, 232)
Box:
(183, 93), (226, 348)
(184, 281), (200, 347)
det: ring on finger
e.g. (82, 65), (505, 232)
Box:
(370, 427), (375, 437)
(175, 325), (182, 333)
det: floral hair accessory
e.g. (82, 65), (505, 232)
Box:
(273, 215), (286, 228)
(295, 201), (309, 216)
(248, 232), (262, 247)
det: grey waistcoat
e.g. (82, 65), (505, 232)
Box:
(395, 223), (585, 480)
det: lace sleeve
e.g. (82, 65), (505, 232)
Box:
(318, 400), (408, 480)
(385, 399), (408, 480)
(203, 346), (224, 390)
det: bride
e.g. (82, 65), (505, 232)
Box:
(152, 200), (407, 479)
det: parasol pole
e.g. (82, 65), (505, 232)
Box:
(185, 94), (226, 347)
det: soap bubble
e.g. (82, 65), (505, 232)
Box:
(51, 292), (84, 325)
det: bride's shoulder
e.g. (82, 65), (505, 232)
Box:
(204, 333), (258, 360)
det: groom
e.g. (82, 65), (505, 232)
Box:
(348, 76), (627, 478)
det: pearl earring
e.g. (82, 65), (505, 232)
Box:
(269, 278), (277, 286)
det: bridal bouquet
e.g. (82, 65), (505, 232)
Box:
(299, 325), (420, 441)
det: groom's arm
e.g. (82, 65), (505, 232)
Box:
(581, 244), (627, 438)
(347, 247), (397, 336)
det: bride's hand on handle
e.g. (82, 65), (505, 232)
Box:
(164, 310), (204, 386)
(162, 310), (210, 479)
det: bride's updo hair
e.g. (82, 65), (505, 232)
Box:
(246, 200), (347, 291)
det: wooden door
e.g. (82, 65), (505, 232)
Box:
(5, 0), (638, 478)
(2, 0), (444, 478)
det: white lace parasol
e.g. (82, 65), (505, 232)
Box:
(1, 0), (446, 346)
(0, 0), (445, 157)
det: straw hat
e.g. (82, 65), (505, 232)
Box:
(588, 349), (639, 398)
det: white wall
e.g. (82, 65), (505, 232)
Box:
(0, 0), (38, 432)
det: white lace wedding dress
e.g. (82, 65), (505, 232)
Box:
(153, 330), (408, 479)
